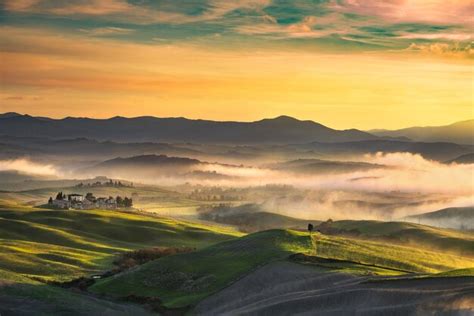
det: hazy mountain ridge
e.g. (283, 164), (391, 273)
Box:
(0, 113), (381, 144)
(446, 153), (474, 164)
(371, 120), (474, 145)
(266, 158), (384, 174)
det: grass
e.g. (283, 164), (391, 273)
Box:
(432, 268), (474, 277)
(313, 233), (474, 274)
(1, 197), (473, 312)
(92, 226), (474, 309)
(90, 229), (313, 307)
(0, 268), (153, 315)
(0, 205), (241, 281)
(325, 220), (474, 257)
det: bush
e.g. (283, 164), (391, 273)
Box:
(113, 247), (195, 270)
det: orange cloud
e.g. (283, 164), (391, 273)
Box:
(1, 26), (473, 129)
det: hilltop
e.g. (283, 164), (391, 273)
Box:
(404, 207), (474, 231)
(371, 119), (474, 145)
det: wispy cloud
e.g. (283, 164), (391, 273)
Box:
(406, 42), (473, 58)
(328, 0), (474, 26)
(79, 27), (134, 36)
(3, 0), (271, 24)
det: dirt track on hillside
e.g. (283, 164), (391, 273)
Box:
(194, 261), (474, 316)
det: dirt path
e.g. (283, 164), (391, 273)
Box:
(194, 261), (474, 315)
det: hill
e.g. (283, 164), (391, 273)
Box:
(0, 113), (380, 144)
(198, 204), (320, 232)
(317, 220), (474, 256)
(90, 230), (314, 307)
(0, 268), (153, 315)
(84, 154), (233, 181)
(267, 158), (383, 174)
(404, 207), (474, 231)
(371, 119), (474, 145)
(292, 139), (472, 161)
(91, 225), (474, 309)
(446, 153), (474, 164)
(0, 205), (240, 281)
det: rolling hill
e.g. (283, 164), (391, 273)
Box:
(371, 119), (474, 145)
(198, 204), (321, 233)
(267, 158), (383, 174)
(446, 153), (474, 164)
(0, 113), (381, 144)
(404, 207), (474, 231)
(0, 205), (240, 281)
(1, 199), (473, 314)
(90, 227), (474, 309)
(293, 139), (473, 161)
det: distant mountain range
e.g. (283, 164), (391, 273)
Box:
(370, 120), (474, 145)
(0, 112), (384, 144)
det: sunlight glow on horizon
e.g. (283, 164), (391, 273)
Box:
(1, 0), (473, 130)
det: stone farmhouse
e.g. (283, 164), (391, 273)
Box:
(49, 192), (127, 210)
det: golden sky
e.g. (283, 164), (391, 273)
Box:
(1, 1), (473, 129)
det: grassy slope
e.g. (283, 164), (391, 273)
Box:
(0, 205), (241, 281)
(326, 220), (474, 257)
(314, 233), (474, 274)
(90, 230), (312, 307)
(92, 224), (474, 309)
(0, 268), (153, 316)
(205, 211), (321, 233)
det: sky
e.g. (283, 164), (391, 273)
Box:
(0, 0), (473, 129)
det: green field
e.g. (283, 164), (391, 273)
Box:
(91, 226), (474, 308)
(0, 268), (153, 315)
(90, 229), (312, 307)
(1, 198), (473, 313)
(0, 204), (241, 282)
(323, 220), (474, 256)
(314, 233), (473, 273)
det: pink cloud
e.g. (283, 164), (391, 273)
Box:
(329, 0), (474, 26)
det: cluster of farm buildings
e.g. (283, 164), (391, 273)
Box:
(48, 192), (132, 210)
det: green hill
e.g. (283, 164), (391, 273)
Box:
(90, 226), (474, 309)
(0, 205), (240, 281)
(0, 268), (153, 315)
(404, 207), (474, 231)
(90, 230), (312, 307)
(318, 220), (474, 257)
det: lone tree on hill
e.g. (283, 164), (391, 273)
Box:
(308, 223), (314, 235)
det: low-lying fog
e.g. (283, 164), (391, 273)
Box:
(1, 152), (472, 221)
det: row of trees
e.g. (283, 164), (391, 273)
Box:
(116, 196), (133, 207)
(75, 180), (133, 188)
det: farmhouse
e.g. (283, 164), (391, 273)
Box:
(48, 192), (132, 210)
